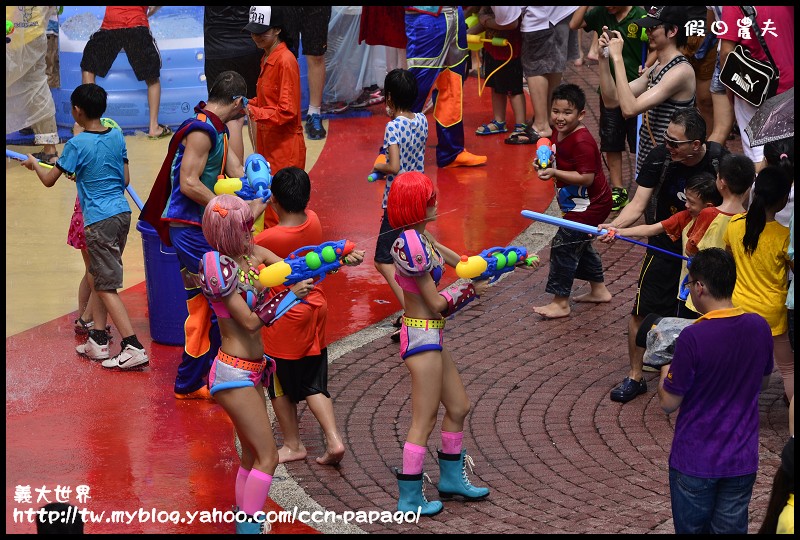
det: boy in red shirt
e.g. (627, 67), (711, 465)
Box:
(533, 83), (612, 318)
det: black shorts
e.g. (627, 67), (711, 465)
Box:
(599, 97), (638, 153)
(205, 50), (263, 99)
(285, 6), (332, 57)
(81, 27), (161, 81)
(631, 252), (682, 318)
(484, 53), (524, 96)
(374, 209), (402, 264)
(267, 349), (330, 403)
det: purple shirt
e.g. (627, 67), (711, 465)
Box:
(663, 309), (773, 478)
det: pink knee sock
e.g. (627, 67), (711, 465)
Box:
(402, 442), (427, 475)
(241, 468), (273, 516)
(235, 466), (250, 509)
(441, 431), (463, 455)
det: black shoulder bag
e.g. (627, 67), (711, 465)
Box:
(719, 6), (780, 107)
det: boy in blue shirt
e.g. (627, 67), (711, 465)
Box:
(23, 83), (149, 370)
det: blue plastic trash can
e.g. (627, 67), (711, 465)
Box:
(136, 221), (188, 346)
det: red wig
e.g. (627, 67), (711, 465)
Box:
(387, 171), (435, 229)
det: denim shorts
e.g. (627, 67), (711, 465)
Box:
(545, 226), (605, 298)
(669, 468), (756, 534)
(709, 55), (726, 95)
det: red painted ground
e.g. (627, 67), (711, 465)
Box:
(6, 76), (554, 534)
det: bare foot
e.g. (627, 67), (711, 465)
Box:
(574, 291), (612, 303)
(532, 303), (571, 319)
(586, 51), (599, 63)
(315, 442), (345, 466)
(573, 57), (584, 67)
(277, 445), (307, 464)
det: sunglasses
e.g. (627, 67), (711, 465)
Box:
(663, 130), (693, 148)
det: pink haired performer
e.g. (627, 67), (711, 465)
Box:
(198, 194), (313, 534)
(387, 171), (491, 516)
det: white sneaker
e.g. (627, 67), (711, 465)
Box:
(76, 336), (109, 360)
(102, 344), (149, 370)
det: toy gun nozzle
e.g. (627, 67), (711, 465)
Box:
(342, 240), (356, 256)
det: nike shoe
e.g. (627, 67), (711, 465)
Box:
(102, 344), (149, 370)
(76, 336), (109, 361)
(611, 187), (629, 211)
(350, 87), (384, 109)
(305, 113), (326, 140)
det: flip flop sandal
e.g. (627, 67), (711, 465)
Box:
(32, 151), (59, 165)
(148, 124), (173, 140)
(504, 125), (540, 145)
(475, 120), (507, 136)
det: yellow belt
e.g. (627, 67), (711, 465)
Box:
(217, 350), (265, 373)
(403, 316), (446, 329)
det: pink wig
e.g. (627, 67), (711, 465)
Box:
(202, 194), (254, 258)
(387, 171), (435, 229)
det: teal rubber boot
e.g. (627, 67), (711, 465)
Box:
(395, 468), (444, 516)
(236, 514), (268, 534)
(437, 449), (490, 500)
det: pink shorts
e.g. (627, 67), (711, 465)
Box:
(67, 196), (87, 250)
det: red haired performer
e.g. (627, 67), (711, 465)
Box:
(199, 194), (314, 534)
(387, 171), (491, 516)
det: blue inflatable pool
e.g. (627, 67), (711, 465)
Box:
(54, 6), (309, 131)
(55, 6), (205, 131)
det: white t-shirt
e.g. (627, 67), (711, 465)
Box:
(495, 6), (577, 33)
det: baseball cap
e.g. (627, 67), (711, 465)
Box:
(636, 6), (688, 29)
(242, 6), (284, 34)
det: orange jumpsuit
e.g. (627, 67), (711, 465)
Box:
(249, 42), (307, 177)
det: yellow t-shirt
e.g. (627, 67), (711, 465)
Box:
(670, 207), (735, 313)
(723, 214), (790, 335)
(777, 493), (794, 534)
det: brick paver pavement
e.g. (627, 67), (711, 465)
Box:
(277, 62), (789, 534)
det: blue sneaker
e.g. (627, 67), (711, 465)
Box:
(305, 113), (326, 140)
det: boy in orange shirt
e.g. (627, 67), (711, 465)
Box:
(254, 167), (364, 465)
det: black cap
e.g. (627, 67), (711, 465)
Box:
(637, 6), (688, 29)
(243, 6), (284, 34)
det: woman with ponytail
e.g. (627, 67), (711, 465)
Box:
(724, 166), (793, 401)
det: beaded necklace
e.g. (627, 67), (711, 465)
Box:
(238, 254), (259, 287)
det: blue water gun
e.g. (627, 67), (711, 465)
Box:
(535, 138), (554, 169)
(257, 239), (357, 287)
(6, 148), (145, 210)
(455, 245), (538, 283)
(678, 258), (694, 301)
(214, 153), (272, 202)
